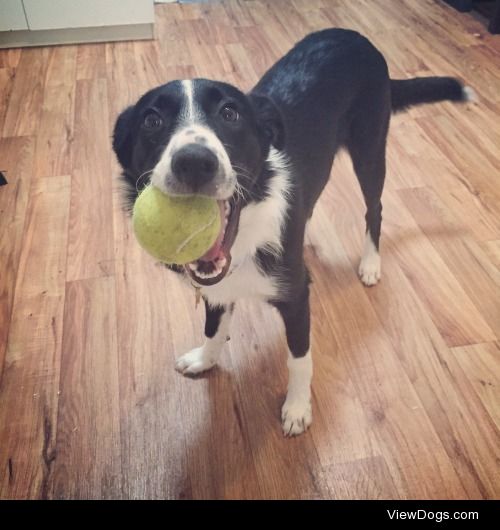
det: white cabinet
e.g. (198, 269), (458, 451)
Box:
(0, 0), (29, 31)
(0, 0), (154, 48)
(22, 0), (154, 31)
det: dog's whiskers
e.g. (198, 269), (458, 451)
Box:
(234, 182), (246, 202)
(232, 165), (255, 185)
(234, 180), (252, 201)
(234, 170), (253, 181)
(221, 141), (233, 153)
(135, 169), (154, 193)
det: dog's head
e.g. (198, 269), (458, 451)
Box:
(113, 78), (284, 285)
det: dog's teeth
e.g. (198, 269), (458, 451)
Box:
(193, 267), (221, 280)
(199, 270), (217, 279)
(190, 254), (228, 281)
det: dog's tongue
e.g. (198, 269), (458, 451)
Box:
(199, 230), (224, 261)
(198, 201), (226, 262)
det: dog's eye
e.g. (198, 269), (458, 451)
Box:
(220, 106), (239, 122)
(142, 112), (163, 130)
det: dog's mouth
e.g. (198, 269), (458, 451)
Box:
(184, 198), (241, 286)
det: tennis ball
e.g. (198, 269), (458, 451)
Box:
(132, 186), (221, 265)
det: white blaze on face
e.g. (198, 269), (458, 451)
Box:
(149, 79), (235, 198)
(181, 79), (196, 121)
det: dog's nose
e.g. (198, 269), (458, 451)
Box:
(171, 144), (219, 189)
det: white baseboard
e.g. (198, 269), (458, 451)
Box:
(0, 23), (154, 48)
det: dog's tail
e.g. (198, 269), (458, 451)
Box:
(390, 77), (476, 113)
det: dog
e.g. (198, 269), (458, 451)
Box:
(113, 28), (472, 436)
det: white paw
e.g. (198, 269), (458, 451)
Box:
(359, 254), (381, 286)
(175, 347), (217, 375)
(281, 397), (312, 437)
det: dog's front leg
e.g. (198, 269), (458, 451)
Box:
(175, 300), (232, 375)
(273, 283), (313, 436)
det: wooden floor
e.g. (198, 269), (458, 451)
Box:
(1, 0), (499, 500)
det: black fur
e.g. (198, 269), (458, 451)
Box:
(391, 77), (466, 112)
(204, 300), (225, 339)
(113, 28), (468, 359)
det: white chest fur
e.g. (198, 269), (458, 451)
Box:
(198, 148), (291, 307)
(201, 256), (279, 306)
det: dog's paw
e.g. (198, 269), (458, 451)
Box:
(281, 397), (312, 437)
(358, 253), (381, 287)
(175, 347), (217, 375)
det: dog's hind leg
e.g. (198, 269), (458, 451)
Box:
(347, 104), (390, 287)
(175, 300), (233, 375)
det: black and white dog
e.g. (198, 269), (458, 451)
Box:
(113, 29), (472, 436)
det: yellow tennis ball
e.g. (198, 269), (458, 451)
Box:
(132, 186), (221, 265)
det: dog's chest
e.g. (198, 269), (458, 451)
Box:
(194, 150), (291, 308)
(200, 257), (278, 306)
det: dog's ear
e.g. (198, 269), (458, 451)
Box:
(248, 93), (285, 151)
(112, 105), (135, 170)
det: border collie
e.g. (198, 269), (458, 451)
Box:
(113, 29), (472, 436)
